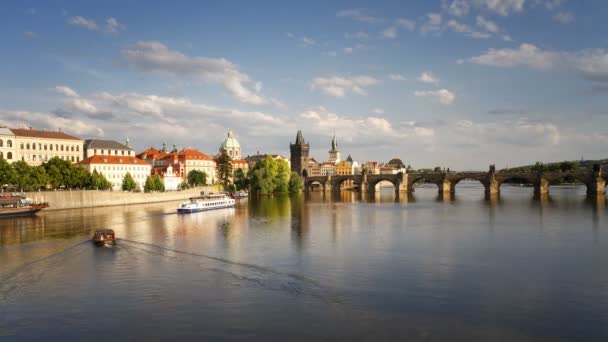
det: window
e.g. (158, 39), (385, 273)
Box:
(94, 149), (97, 155)
(20, 143), (24, 149)
(76, 146), (79, 152)
(115, 150), (118, 155)
(55, 144), (58, 150)
(50, 144), (53, 151)
(7, 152), (12, 160)
(38, 143), (42, 150)
(61, 145), (64, 151)
(44, 144), (47, 150)
(32, 143), (36, 150)
(77, 157), (79, 162)
(0, 152), (3, 159)
(71, 146), (74, 152)
(0, 140), (3, 147)
(71, 156), (74, 162)
(32, 155), (36, 161)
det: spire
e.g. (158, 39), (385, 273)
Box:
(295, 130), (304, 145)
(228, 130), (234, 139)
(331, 135), (337, 151)
(125, 136), (131, 148)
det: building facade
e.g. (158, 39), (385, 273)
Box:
(10, 128), (84, 165)
(0, 127), (16, 162)
(320, 162), (335, 176)
(84, 139), (135, 159)
(290, 130), (310, 176)
(156, 148), (217, 184)
(79, 155), (151, 191)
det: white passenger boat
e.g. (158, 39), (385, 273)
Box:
(177, 193), (235, 213)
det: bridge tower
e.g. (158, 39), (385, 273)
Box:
(290, 130), (310, 176)
(486, 164), (500, 195)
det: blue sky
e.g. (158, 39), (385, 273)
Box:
(1, 0), (607, 169)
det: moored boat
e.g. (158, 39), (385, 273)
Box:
(92, 228), (116, 246)
(177, 193), (235, 213)
(0, 193), (49, 218)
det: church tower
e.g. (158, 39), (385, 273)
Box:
(290, 130), (310, 176)
(328, 135), (340, 164)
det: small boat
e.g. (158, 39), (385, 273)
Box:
(177, 193), (235, 213)
(230, 190), (249, 199)
(92, 228), (116, 246)
(0, 193), (49, 218)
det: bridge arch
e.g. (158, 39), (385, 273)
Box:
(331, 175), (360, 191)
(305, 179), (325, 192)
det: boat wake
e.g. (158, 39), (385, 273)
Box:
(118, 238), (342, 305)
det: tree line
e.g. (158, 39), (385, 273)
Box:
(228, 155), (302, 194)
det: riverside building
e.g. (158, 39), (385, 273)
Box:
(2, 127), (84, 165)
(84, 138), (135, 158)
(79, 155), (151, 191)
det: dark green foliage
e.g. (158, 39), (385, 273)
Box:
(187, 170), (207, 186)
(215, 151), (233, 187)
(152, 174), (165, 192)
(0, 159), (16, 186)
(248, 156), (298, 194)
(91, 170), (112, 190)
(122, 172), (137, 191)
(288, 172), (303, 193)
(144, 176), (154, 192)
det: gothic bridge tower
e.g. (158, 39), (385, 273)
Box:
(290, 130), (310, 176)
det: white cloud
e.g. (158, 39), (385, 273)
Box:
(311, 75), (381, 97)
(105, 17), (125, 33)
(286, 32), (316, 47)
(574, 50), (608, 82)
(395, 18), (416, 31)
(122, 41), (273, 105)
(382, 26), (398, 39)
(443, 0), (471, 16)
(336, 9), (383, 23)
(344, 31), (369, 40)
(414, 89), (455, 105)
(388, 74), (407, 81)
(417, 72), (440, 84)
(447, 19), (492, 39)
(371, 108), (385, 115)
(50, 86), (79, 98)
(467, 43), (561, 69)
(65, 98), (98, 114)
(452, 118), (560, 146)
(0, 110), (103, 137)
(67, 16), (98, 30)
(544, 0), (565, 10)
(421, 13), (443, 34)
(553, 11), (575, 24)
(472, 0), (526, 16)
(476, 15), (500, 33)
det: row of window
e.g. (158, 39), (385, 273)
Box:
(92, 149), (133, 156)
(94, 165), (148, 172)
(0, 152), (12, 159)
(100, 172), (147, 180)
(0, 152), (79, 163)
(0, 139), (12, 148)
(18, 142), (80, 152)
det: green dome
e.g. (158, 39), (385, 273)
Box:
(221, 130), (241, 149)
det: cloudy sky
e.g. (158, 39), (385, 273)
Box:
(1, 0), (607, 169)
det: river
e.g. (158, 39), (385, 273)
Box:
(1, 184), (607, 341)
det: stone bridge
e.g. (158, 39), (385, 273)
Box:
(304, 166), (607, 195)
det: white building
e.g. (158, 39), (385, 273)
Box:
(320, 162), (336, 176)
(0, 127), (16, 162)
(162, 165), (182, 191)
(84, 139), (135, 159)
(79, 155), (151, 191)
(2, 127), (84, 165)
(220, 130), (242, 159)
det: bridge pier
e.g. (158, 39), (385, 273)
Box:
(587, 169), (606, 195)
(534, 177), (550, 195)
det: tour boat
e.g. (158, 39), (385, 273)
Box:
(230, 190), (249, 199)
(0, 193), (48, 218)
(92, 228), (116, 246)
(177, 193), (236, 213)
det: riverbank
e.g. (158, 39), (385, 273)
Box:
(24, 186), (217, 211)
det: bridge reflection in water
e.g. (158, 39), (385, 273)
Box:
(304, 165), (608, 197)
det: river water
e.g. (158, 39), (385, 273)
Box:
(1, 184), (607, 341)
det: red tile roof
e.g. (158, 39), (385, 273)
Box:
(79, 155), (150, 166)
(160, 148), (214, 161)
(11, 128), (82, 141)
(136, 148), (166, 160)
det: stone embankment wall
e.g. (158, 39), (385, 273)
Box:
(24, 186), (217, 211)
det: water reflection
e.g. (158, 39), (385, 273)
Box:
(1, 186), (608, 341)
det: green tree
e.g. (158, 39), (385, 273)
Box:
(91, 170), (112, 190)
(0, 159), (16, 187)
(187, 170), (207, 186)
(144, 176), (154, 192)
(288, 172), (303, 193)
(122, 172), (137, 191)
(274, 159), (291, 193)
(152, 174), (165, 192)
(559, 161), (578, 172)
(249, 156), (278, 194)
(233, 168), (248, 190)
(215, 150), (233, 187)
(179, 181), (190, 190)
(12, 161), (49, 191)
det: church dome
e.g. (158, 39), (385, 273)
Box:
(221, 130), (241, 149)
(387, 158), (405, 168)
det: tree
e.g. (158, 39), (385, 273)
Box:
(288, 172), (303, 193)
(249, 156), (278, 194)
(274, 159), (290, 193)
(91, 170), (112, 190)
(559, 161), (578, 172)
(0, 159), (16, 187)
(233, 168), (248, 190)
(122, 172), (137, 191)
(144, 176), (154, 192)
(215, 150), (233, 187)
(433, 166), (442, 172)
(187, 170), (207, 186)
(179, 181), (190, 190)
(12, 161), (48, 191)
(152, 174), (165, 192)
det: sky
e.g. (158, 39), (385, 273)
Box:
(1, 0), (607, 170)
